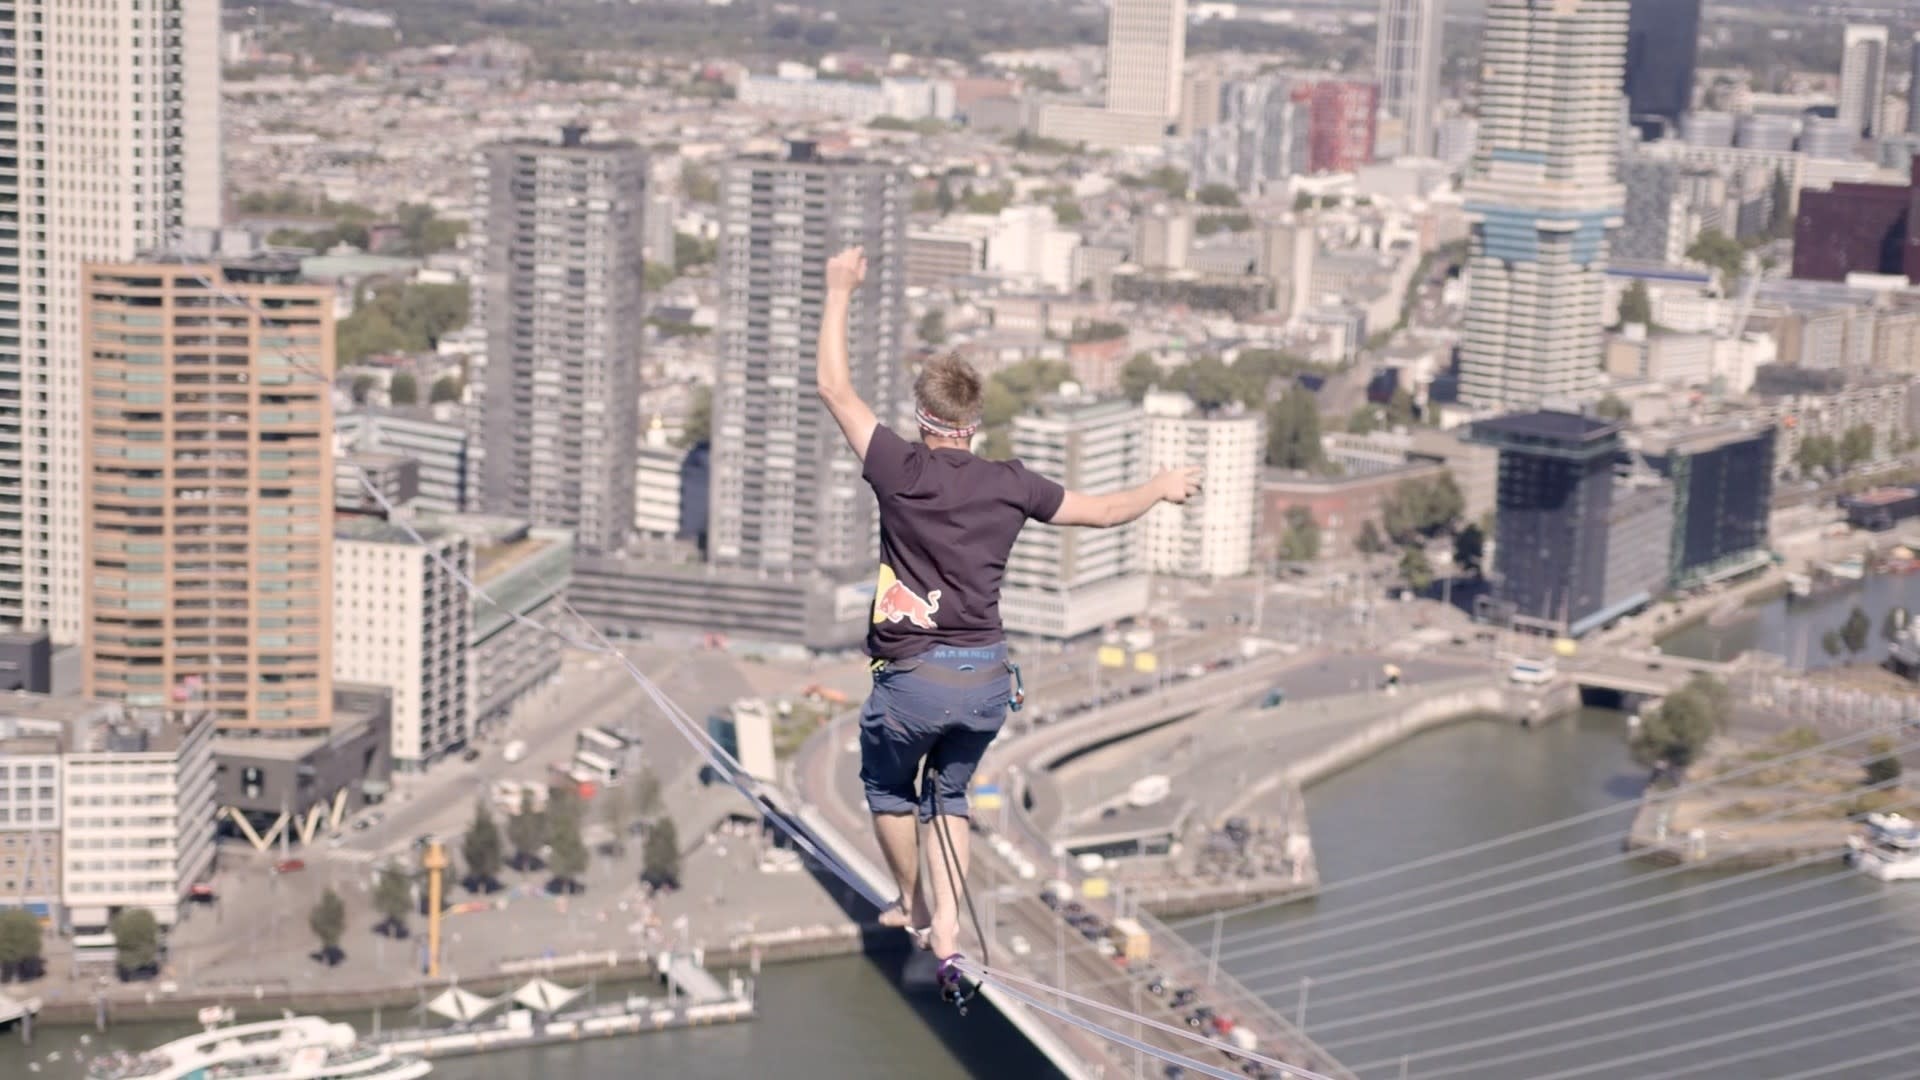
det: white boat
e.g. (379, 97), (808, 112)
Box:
(1848, 813), (1920, 881)
(1822, 557), (1866, 581)
(1786, 572), (1813, 598)
(88, 1016), (431, 1080)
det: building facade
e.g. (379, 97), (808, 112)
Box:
(1141, 391), (1263, 578)
(1839, 24), (1890, 138)
(2, 0), (222, 646)
(1624, 0), (1701, 134)
(82, 259), (335, 735)
(1635, 423), (1777, 588)
(1377, 0), (1443, 157)
(1189, 76), (1312, 197)
(0, 711), (63, 920)
(1459, 0), (1628, 413)
(335, 410), (470, 513)
(471, 127), (643, 555)
(1308, 81), (1380, 174)
(1002, 395), (1152, 639)
(708, 142), (908, 575)
(1791, 155), (1920, 285)
(1107, 0), (1187, 121)
(332, 519), (475, 771)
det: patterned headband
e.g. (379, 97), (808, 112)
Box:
(916, 405), (979, 440)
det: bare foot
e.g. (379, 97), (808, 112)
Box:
(876, 903), (912, 929)
(928, 917), (960, 961)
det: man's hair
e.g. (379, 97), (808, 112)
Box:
(914, 353), (984, 428)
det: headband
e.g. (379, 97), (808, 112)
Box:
(916, 405), (980, 440)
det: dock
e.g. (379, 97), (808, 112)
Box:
(0, 990), (40, 1030)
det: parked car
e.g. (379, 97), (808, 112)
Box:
(273, 858), (305, 874)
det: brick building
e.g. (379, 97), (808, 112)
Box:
(1792, 154), (1920, 284)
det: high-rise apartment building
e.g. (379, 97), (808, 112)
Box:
(1107, 0), (1188, 121)
(708, 142), (908, 574)
(3, 0), (223, 646)
(1141, 391), (1263, 579)
(1308, 81), (1381, 174)
(1459, 0), (1629, 412)
(82, 258), (335, 734)
(471, 126), (643, 556)
(1377, 0), (1444, 158)
(1624, 0), (1701, 134)
(1001, 393), (1151, 639)
(1840, 24), (1890, 138)
(332, 519), (474, 771)
(1190, 76), (1311, 197)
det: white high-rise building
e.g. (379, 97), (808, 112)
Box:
(1378, 0), (1445, 158)
(5, 0), (222, 644)
(1459, 0), (1629, 412)
(332, 519), (475, 771)
(1141, 391), (1263, 579)
(1107, 0), (1188, 121)
(1839, 24), (1890, 138)
(1002, 393), (1151, 639)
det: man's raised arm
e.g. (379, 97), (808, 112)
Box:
(817, 246), (879, 461)
(1048, 468), (1204, 528)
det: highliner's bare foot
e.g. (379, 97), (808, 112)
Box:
(876, 902), (913, 929)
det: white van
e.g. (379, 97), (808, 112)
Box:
(1508, 659), (1556, 685)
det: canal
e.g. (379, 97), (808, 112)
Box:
(1660, 569), (1920, 671)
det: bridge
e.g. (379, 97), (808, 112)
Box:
(1561, 649), (1737, 700)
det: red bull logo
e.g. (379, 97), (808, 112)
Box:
(872, 564), (941, 629)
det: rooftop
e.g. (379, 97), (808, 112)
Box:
(0, 694), (208, 755)
(335, 515), (449, 546)
(1630, 420), (1776, 457)
(1472, 411), (1622, 445)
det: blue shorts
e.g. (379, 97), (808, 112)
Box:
(859, 644), (1012, 822)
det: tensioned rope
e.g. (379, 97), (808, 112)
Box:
(177, 267), (1340, 1080)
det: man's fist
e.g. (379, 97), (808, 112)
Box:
(827, 247), (867, 294)
(1156, 467), (1204, 505)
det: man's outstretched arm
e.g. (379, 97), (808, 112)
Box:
(1048, 467), (1204, 528)
(817, 246), (879, 461)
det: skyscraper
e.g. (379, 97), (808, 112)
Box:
(1377, 0), (1444, 158)
(1907, 33), (1920, 138)
(4, 0), (222, 646)
(1624, 0), (1701, 134)
(1459, 0), (1629, 412)
(471, 126), (644, 556)
(1839, 24), (1890, 138)
(82, 257), (335, 734)
(707, 141), (908, 574)
(1107, 0), (1188, 121)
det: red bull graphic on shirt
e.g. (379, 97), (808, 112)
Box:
(872, 564), (941, 630)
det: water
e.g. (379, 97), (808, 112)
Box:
(1660, 571), (1920, 671)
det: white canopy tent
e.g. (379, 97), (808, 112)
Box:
(425, 986), (501, 1024)
(511, 978), (582, 1015)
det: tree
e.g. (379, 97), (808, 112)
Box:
(351, 374), (376, 404)
(1822, 630), (1843, 658)
(1120, 353), (1160, 403)
(1596, 394), (1630, 422)
(1629, 678), (1726, 770)
(1355, 520), (1388, 557)
(917, 309), (947, 346)
(1170, 354), (1241, 411)
(935, 176), (956, 216)
(545, 788), (589, 893)
(1195, 183), (1241, 207)
(111, 908), (159, 981)
(1398, 546), (1434, 594)
(677, 384), (712, 449)
(644, 261), (677, 291)
(0, 907), (43, 982)
(463, 799), (504, 891)
(309, 887), (346, 966)
(1617, 280), (1653, 327)
(680, 163), (718, 203)
(1265, 387), (1324, 470)
(1866, 735), (1905, 787)
(337, 281), (471, 366)
(1796, 433), (1836, 476)
(429, 375), (463, 404)
(388, 373), (418, 405)
(1346, 406), (1380, 435)
(1452, 524), (1486, 577)
(1886, 607), (1909, 643)
(1385, 388), (1417, 428)
(1686, 228), (1746, 288)
(373, 863), (412, 938)
(507, 794), (546, 871)
(1279, 506), (1320, 562)
(1841, 606), (1872, 655)
(1839, 424), (1876, 472)
(1052, 199), (1085, 225)
(643, 815), (682, 890)
(1767, 167), (1794, 240)
(1382, 474), (1462, 544)
(673, 232), (717, 273)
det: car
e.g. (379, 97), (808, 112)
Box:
(273, 858), (305, 874)
(1010, 934), (1032, 958)
(462, 747), (483, 763)
(1079, 924), (1103, 941)
(1171, 988), (1198, 1007)
(188, 882), (217, 903)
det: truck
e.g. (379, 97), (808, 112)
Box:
(1108, 917), (1151, 963)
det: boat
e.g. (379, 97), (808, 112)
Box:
(1821, 557), (1866, 581)
(1848, 813), (1920, 881)
(87, 1016), (431, 1080)
(1785, 572), (1813, 599)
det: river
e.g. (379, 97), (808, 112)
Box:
(8, 711), (1913, 1079)
(1660, 569), (1920, 671)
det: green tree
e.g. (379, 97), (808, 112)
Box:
(388, 372), (419, 405)
(1767, 167), (1795, 240)
(1398, 546), (1434, 594)
(373, 863), (412, 938)
(1195, 183), (1241, 207)
(642, 815), (682, 890)
(1265, 387), (1324, 470)
(429, 375), (463, 404)
(1385, 388), (1417, 427)
(1617, 280), (1653, 327)
(1841, 605), (1872, 655)
(1120, 353), (1161, 403)
(1596, 394), (1630, 422)
(1866, 735), (1905, 787)
(1839, 424), (1876, 472)
(678, 384), (713, 448)
(1280, 506), (1320, 562)
(1822, 630), (1843, 658)
(1686, 228), (1746, 287)
(1381, 473), (1463, 545)
(1886, 607), (1908, 643)
(392, 203), (466, 257)
(309, 887), (346, 966)
(1068, 320), (1128, 344)
(681, 164), (718, 203)
(1052, 199), (1085, 225)
(674, 232), (717, 272)
(111, 908), (160, 981)
(935, 176), (956, 216)
(351, 374), (376, 404)
(1355, 520), (1387, 557)
(1170, 354), (1240, 411)
(0, 907), (43, 982)
(547, 790), (591, 893)
(1630, 678), (1726, 770)
(1143, 165), (1188, 198)
(1796, 433), (1836, 475)
(1452, 524), (1486, 577)
(1346, 406), (1380, 435)
(918, 309), (947, 346)
(337, 281), (471, 366)
(644, 261), (677, 291)
(463, 799), (504, 891)
(507, 795), (547, 871)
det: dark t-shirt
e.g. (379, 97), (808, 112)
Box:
(862, 424), (1066, 660)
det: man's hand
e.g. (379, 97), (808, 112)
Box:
(1155, 467), (1204, 505)
(827, 246), (867, 295)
